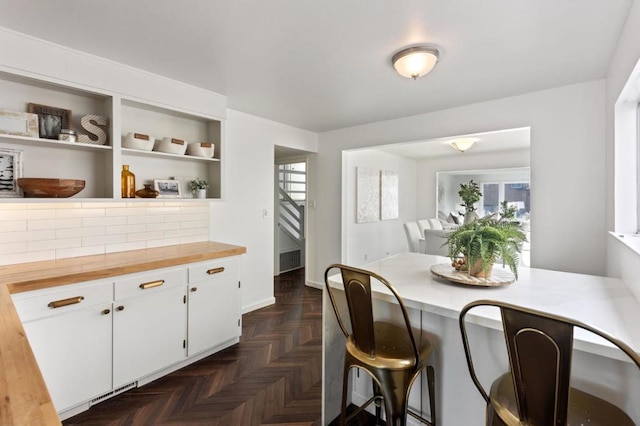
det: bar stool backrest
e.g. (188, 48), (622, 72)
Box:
(324, 263), (420, 363)
(459, 299), (640, 426)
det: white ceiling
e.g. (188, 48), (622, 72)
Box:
(376, 127), (530, 159)
(0, 0), (632, 132)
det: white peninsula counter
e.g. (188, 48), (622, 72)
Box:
(323, 252), (640, 425)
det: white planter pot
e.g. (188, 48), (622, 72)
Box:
(196, 189), (207, 199)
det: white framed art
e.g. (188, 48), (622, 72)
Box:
(154, 179), (182, 198)
(381, 170), (399, 220)
(0, 148), (23, 198)
(0, 109), (39, 138)
(356, 167), (380, 223)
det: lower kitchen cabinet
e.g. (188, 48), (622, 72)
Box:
(11, 256), (242, 418)
(12, 280), (113, 413)
(187, 257), (241, 356)
(112, 268), (187, 388)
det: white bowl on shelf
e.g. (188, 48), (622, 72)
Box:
(155, 137), (187, 155)
(186, 142), (215, 158)
(123, 133), (154, 151)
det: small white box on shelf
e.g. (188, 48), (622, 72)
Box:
(155, 137), (187, 155)
(186, 142), (215, 158)
(123, 133), (154, 151)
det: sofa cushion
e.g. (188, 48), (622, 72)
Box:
(448, 212), (460, 224)
(428, 218), (443, 230)
(417, 219), (431, 235)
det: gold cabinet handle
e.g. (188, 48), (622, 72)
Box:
(190, 287), (198, 292)
(102, 308), (111, 315)
(48, 296), (84, 309)
(139, 279), (164, 289)
(116, 305), (125, 311)
(206, 267), (225, 275)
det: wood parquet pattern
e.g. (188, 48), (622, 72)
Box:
(63, 268), (323, 426)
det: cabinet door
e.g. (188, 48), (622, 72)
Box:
(23, 302), (113, 412)
(188, 271), (239, 356)
(113, 285), (186, 387)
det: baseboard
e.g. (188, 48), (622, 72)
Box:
(242, 297), (276, 314)
(305, 280), (323, 290)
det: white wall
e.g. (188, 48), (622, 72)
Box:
(309, 80), (606, 285)
(212, 109), (317, 313)
(343, 149), (417, 265)
(605, 0), (640, 297)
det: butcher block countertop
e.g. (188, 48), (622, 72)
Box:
(0, 241), (246, 425)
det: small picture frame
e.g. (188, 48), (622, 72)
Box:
(154, 179), (182, 198)
(28, 103), (72, 139)
(0, 109), (39, 138)
(0, 148), (24, 198)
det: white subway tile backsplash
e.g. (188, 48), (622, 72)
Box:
(56, 208), (105, 219)
(0, 229), (56, 243)
(0, 241), (26, 255)
(0, 201), (210, 265)
(83, 234), (127, 247)
(27, 238), (81, 252)
(105, 241), (146, 254)
(0, 221), (27, 232)
(82, 216), (127, 227)
(58, 226), (105, 239)
(56, 245), (105, 259)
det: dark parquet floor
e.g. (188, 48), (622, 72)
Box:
(64, 268), (324, 426)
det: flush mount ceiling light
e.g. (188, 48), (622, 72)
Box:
(392, 45), (440, 79)
(449, 138), (478, 153)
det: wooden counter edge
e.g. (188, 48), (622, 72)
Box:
(0, 241), (247, 426)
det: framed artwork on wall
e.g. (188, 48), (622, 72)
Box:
(0, 109), (39, 138)
(381, 170), (399, 220)
(0, 148), (23, 198)
(356, 167), (380, 223)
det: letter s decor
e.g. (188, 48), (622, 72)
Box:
(77, 114), (109, 145)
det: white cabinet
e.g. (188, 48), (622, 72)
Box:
(0, 69), (224, 200)
(112, 268), (187, 388)
(12, 280), (113, 412)
(11, 256), (242, 417)
(187, 257), (241, 356)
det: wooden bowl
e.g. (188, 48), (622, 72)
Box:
(17, 178), (86, 198)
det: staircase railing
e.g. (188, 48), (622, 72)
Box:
(278, 187), (304, 243)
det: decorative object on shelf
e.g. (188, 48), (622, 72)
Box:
(449, 137), (478, 153)
(17, 178), (85, 198)
(356, 167), (380, 223)
(444, 210), (527, 280)
(121, 165), (136, 198)
(155, 137), (187, 155)
(154, 179), (182, 198)
(135, 183), (159, 198)
(186, 142), (215, 158)
(0, 148), (23, 198)
(188, 178), (209, 199)
(430, 263), (515, 287)
(392, 45), (440, 79)
(458, 179), (482, 224)
(28, 103), (71, 140)
(123, 132), (154, 151)
(77, 114), (108, 145)
(0, 109), (39, 138)
(57, 129), (77, 142)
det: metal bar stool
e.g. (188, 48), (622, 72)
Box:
(459, 299), (640, 425)
(324, 264), (436, 426)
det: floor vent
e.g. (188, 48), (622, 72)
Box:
(280, 249), (301, 272)
(89, 381), (137, 407)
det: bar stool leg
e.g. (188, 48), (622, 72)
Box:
(427, 365), (436, 426)
(340, 363), (350, 426)
(373, 379), (383, 425)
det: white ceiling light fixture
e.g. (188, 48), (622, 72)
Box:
(392, 45), (440, 80)
(449, 138), (478, 153)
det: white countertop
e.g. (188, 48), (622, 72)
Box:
(330, 252), (640, 362)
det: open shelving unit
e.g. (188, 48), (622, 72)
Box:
(0, 69), (224, 201)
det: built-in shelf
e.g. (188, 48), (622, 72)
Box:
(121, 148), (220, 162)
(0, 134), (112, 152)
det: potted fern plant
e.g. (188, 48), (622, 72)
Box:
(445, 204), (527, 279)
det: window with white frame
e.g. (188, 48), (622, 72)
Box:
(480, 181), (530, 218)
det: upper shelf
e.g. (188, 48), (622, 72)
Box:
(0, 134), (112, 152)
